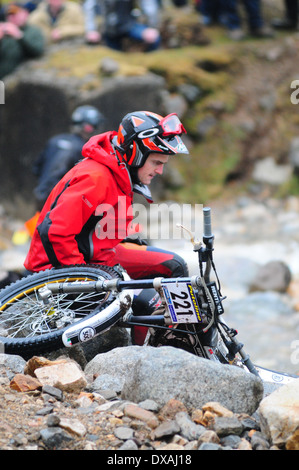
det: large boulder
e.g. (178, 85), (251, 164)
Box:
(85, 345), (264, 414)
(258, 379), (299, 449)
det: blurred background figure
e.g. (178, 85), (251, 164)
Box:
(271, 0), (298, 30)
(33, 105), (105, 210)
(224, 0), (274, 40)
(28, 0), (85, 42)
(195, 0), (227, 26)
(0, 2), (44, 79)
(84, 0), (161, 51)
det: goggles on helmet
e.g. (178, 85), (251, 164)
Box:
(158, 113), (187, 137)
(116, 111), (189, 169)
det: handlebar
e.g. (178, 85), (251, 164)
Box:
(203, 207), (214, 249)
(203, 207), (212, 238)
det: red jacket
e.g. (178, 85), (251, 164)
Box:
(24, 131), (135, 271)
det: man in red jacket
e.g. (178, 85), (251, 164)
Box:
(24, 110), (189, 343)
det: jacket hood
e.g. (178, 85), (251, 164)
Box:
(82, 131), (153, 203)
(82, 131), (132, 193)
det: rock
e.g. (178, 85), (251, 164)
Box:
(42, 384), (64, 401)
(258, 379), (299, 448)
(198, 442), (226, 450)
(237, 438), (253, 450)
(99, 57), (119, 76)
(47, 414), (60, 427)
(0, 354), (26, 380)
(123, 403), (159, 429)
(175, 412), (205, 440)
(84, 345), (142, 387)
(9, 373), (42, 392)
(120, 346), (263, 414)
(286, 428), (299, 450)
(152, 420), (180, 439)
(40, 427), (73, 449)
(220, 434), (242, 448)
(198, 430), (220, 446)
(25, 356), (66, 376)
(119, 439), (139, 450)
(250, 431), (270, 450)
(158, 398), (188, 420)
(34, 360), (87, 392)
(252, 156), (292, 185)
(114, 426), (134, 441)
(138, 399), (160, 413)
(211, 416), (244, 437)
(249, 261), (292, 293)
(202, 402), (234, 418)
(90, 373), (123, 394)
(59, 418), (87, 437)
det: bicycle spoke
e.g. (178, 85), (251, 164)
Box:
(0, 281), (108, 338)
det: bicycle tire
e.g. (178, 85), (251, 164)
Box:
(0, 264), (123, 358)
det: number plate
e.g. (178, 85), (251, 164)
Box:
(161, 280), (203, 324)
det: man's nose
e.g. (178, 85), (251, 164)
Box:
(155, 164), (164, 175)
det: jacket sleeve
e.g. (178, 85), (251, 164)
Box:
(55, 3), (85, 40)
(37, 172), (107, 266)
(21, 25), (45, 57)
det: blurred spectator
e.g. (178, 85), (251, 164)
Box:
(28, 0), (85, 43)
(196, 0), (227, 26)
(0, 2), (5, 20)
(33, 105), (105, 210)
(0, 2), (44, 79)
(83, 0), (101, 43)
(224, 0), (274, 40)
(84, 0), (161, 51)
(171, 0), (188, 6)
(271, 0), (298, 30)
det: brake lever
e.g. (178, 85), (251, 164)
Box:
(176, 223), (202, 251)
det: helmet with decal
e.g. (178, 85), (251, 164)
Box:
(116, 111), (189, 168)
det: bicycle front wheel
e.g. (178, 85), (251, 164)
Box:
(0, 264), (123, 358)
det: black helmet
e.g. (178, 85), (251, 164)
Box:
(71, 105), (104, 131)
(116, 110), (189, 168)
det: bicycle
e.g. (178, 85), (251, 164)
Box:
(0, 207), (297, 385)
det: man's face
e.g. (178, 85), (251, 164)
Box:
(48, 0), (64, 12)
(137, 153), (169, 185)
